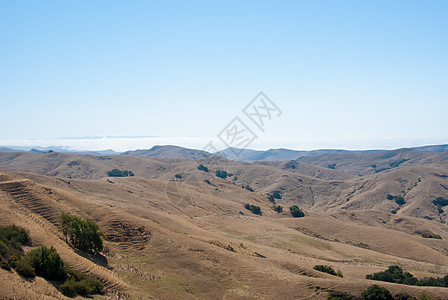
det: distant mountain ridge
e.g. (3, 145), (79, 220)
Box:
(123, 145), (212, 160)
(1, 143), (447, 161)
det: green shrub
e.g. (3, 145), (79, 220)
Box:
(272, 191), (282, 199)
(60, 270), (103, 296)
(361, 285), (394, 300)
(215, 170), (228, 179)
(395, 196), (406, 206)
(386, 194), (406, 206)
(328, 163), (336, 169)
(61, 213), (104, 254)
(289, 205), (305, 218)
(273, 205), (283, 213)
(366, 265), (417, 285)
(15, 259), (35, 277)
(313, 265), (342, 277)
(0, 260), (11, 271)
(107, 169), (134, 177)
(0, 225), (30, 271)
(244, 204), (262, 215)
(267, 194), (275, 204)
(366, 265), (448, 287)
(24, 246), (66, 281)
(197, 164), (209, 172)
(175, 173), (182, 179)
(0, 225), (30, 247)
(433, 197), (448, 207)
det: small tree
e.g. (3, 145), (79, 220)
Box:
(361, 285), (394, 300)
(244, 204), (262, 215)
(197, 164), (209, 172)
(24, 246), (66, 281)
(60, 213), (104, 254)
(289, 205), (305, 218)
(215, 170), (228, 179)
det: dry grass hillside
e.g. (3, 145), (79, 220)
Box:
(296, 148), (448, 176)
(1, 150), (448, 299)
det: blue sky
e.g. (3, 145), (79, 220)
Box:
(1, 0), (447, 151)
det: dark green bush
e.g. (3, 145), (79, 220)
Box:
(289, 205), (305, 218)
(15, 259), (35, 277)
(60, 270), (103, 296)
(175, 173), (182, 179)
(197, 164), (209, 172)
(215, 170), (228, 179)
(0, 260), (11, 271)
(267, 194), (275, 204)
(107, 169), (134, 177)
(0, 225), (30, 271)
(386, 194), (406, 206)
(273, 205), (283, 213)
(272, 191), (282, 199)
(328, 163), (336, 169)
(61, 213), (104, 254)
(433, 197), (448, 207)
(314, 265), (343, 277)
(361, 285), (394, 300)
(395, 196), (406, 206)
(244, 204), (262, 215)
(366, 265), (417, 285)
(416, 274), (448, 287)
(24, 246), (66, 281)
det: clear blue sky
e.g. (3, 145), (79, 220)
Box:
(1, 0), (447, 150)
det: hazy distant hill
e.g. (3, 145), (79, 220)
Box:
(411, 144), (448, 152)
(215, 147), (380, 161)
(123, 145), (212, 159)
(0, 147), (21, 152)
(0, 145), (119, 156)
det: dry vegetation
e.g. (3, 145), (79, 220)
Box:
(0, 148), (448, 299)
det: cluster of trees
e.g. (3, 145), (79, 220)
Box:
(61, 213), (104, 254)
(386, 194), (406, 206)
(197, 164), (209, 172)
(175, 173), (182, 179)
(432, 197), (448, 214)
(289, 205), (305, 218)
(0, 224), (102, 297)
(244, 203), (262, 215)
(328, 163), (336, 169)
(366, 265), (448, 288)
(107, 169), (134, 177)
(313, 265), (343, 277)
(215, 170), (228, 179)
